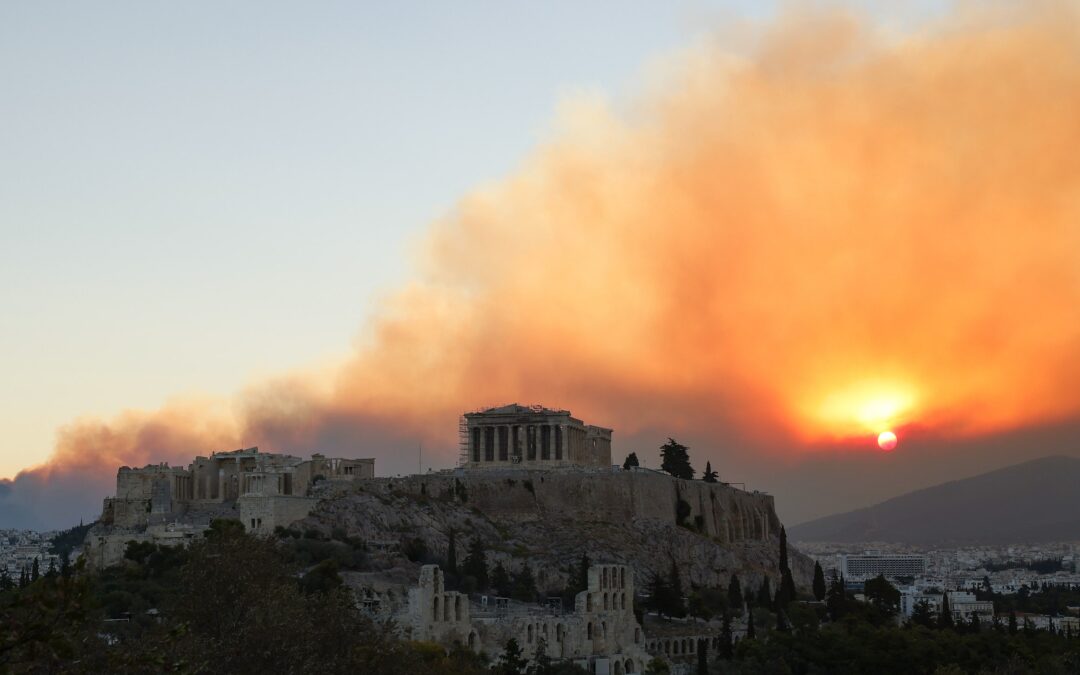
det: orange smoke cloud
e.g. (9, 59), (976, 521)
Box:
(6, 2), (1080, 526)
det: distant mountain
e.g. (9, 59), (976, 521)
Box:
(789, 455), (1080, 545)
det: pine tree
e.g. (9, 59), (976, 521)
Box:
(812, 561), (827, 601)
(497, 638), (528, 674)
(462, 537), (489, 590)
(659, 438), (694, 479)
(727, 574), (743, 613)
(531, 638), (552, 675)
(910, 600), (935, 628)
(446, 529), (458, 574)
(702, 462), (718, 483)
(623, 452), (640, 470)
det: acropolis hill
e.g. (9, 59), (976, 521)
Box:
(81, 404), (810, 672)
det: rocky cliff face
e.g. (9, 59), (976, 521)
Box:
(304, 468), (813, 594)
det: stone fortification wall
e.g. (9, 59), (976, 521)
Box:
(366, 468), (778, 544)
(238, 495), (319, 535)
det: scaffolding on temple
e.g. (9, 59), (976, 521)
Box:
(458, 415), (470, 467)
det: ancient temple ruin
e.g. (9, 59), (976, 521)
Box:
(461, 404), (612, 470)
(85, 447), (374, 568)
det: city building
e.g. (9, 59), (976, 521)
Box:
(841, 552), (927, 580)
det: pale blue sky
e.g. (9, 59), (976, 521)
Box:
(0, 1), (942, 478)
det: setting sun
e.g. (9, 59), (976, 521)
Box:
(877, 430), (898, 451)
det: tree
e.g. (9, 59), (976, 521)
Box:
(659, 438), (694, 479)
(728, 574), (743, 612)
(910, 600), (935, 628)
(512, 564), (537, 603)
(446, 529), (458, 574)
(30, 559), (39, 583)
(864, 575), (900, 616)
(623, 453), (639, 470)
(575, 552), (591, 595)
(826, 574), (847, 621)
(702, 462), (718, 483)
(492, 562), (512, 597)
(938, 592), (954, 629)
(1008, 610), (1019, 635)
(462, 538), (489, 590)
(777, 527), (796, 609)
(746, 609), (756, 639)
(812, 561), (827, 602)
(529, 638), (552, 675)
(696, 638), (709, 675)
(756, 577), (772, 609)
(497, 638), (528, 674)
(667, 562), (687, 617)
(718, 611), (734, 659)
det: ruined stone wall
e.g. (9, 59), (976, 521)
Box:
(408, 563), (649, 673)
(238, 494), (319, 534)
(368, 468), (779, 544)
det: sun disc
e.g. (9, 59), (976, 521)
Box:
(877, 430), (897, 451)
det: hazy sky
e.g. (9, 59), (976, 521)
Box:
(1, 0), (947, 480)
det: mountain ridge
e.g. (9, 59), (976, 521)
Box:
(789, 455), (1080, 545)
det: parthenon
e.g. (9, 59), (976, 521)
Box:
(462, 404), (612, 470)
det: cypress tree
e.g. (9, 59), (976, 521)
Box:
(697, 638), (709, 675)
(579, 553), (591, 590)
(492, 562), (512, 597)
(462, 537), (489, 590)
(777, 526), (796, 608)
(30, 558), (39, 582)
(446, 529), (458, 574)
(939, 592), (954, 629)
(622, 453), (639, 470)
(1008, 610), (1018, 635)
(756, 577), (772, 609)
(719, 611), (734, 658)
(747, 609), (756, 639)
(728, 574), (743, 612)
(812, 561), (827, 601)
(668, 561), (687, 617)
(702, 462), (718, 483)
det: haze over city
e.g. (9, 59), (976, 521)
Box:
(3, 0), (1080, 531)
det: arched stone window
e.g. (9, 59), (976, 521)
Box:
(444, 595), (451, 621)
(432, 596), (440, 622)
(587, 622), (593, 639)
(468, 632), (477, 650)
(604, 593), (609, 610)
(455, 595), (462, 621)
(625, 659), (634, 674)
(587, 594), (593, 612)
(527, 624), (534, 643)
(602, 568), (608, 588)
(620, 567), (626, 588)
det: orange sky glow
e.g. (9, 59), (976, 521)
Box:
(5, 2), (1080, 527)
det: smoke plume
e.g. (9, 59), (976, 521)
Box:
(5, 2), (1080, 528)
